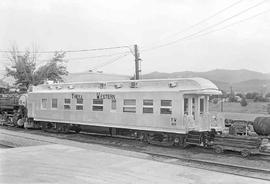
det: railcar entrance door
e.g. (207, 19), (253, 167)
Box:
(184, 95), (196, 119)
(183, 95), (197, 130)
(183, 94), (210, 130)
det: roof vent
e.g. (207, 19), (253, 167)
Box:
(56, 86), (62, 90)
(114, 84), (123, 89)
(68, 85), (74, 89)
(46, 80), (54, 85)
(99, 82), (106, 89)
(169, 82), (177, 88)
(130, 81), (138, 88)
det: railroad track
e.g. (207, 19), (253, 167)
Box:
(1, 125), (270, 181)
(147, 153), (270, 181)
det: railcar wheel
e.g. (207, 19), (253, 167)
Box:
(142, 133), (150, 143)
(173, 137), (180, 146)
(17, 118), (25, 127)
(41, 122), (46, 130)
(214, 146), (223, 154)
(73, 125), (81, 133)
(62, 125), (70, 134)
(241, 149), (250, 158)
(75, 127), (81, 133)
(46, 122), (53, 130)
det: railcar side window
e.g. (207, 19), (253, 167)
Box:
(64, 98), (71, 110)
(52, 98), (58, 109)
(200, 98), (204, 114)
(93, 99), (103, 111)
(192, 98), (195, 117)
(76, 98), (83, 110)
(123, 99), (136, 113)
(65, 99), (71, 104)
(160, 100), (172, 114)
(41, 98), (47, 109)
(184, 98), (188, 115)
(77, 98), (83, 104)
(143, 99), (153, 113)
(76, 105), (83, 110)
(111, 99), (116, 111)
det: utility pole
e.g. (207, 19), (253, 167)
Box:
(134, 44), (141, 80)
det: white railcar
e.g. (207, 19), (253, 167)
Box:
(25, 78), (224, 145)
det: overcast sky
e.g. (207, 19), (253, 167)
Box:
(1, 0), (270, 76)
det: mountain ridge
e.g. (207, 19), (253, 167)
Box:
(143, 69), (270, 92)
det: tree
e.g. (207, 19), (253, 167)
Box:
(245, 92), (259, 99)
(235, 93), (243, 98)
(265, 93), (270, 98)
(5, 46), (68, 89)
(254, 95), (268, 102)
(240, 97), (248, 107)
(34, 52), (68, 85)
(5, 47), (36, 89)
(267, 104), (270, 114)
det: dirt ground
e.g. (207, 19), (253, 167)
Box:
(210, 101), (270, 115)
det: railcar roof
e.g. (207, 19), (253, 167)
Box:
(30, 78), (221, 95)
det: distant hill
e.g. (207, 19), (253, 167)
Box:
(143, 69), (270, 83)
(231, 79), (270, 93)
(143, 69), (270, 93)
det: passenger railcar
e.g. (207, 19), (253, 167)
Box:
(24, 78), (224, 146)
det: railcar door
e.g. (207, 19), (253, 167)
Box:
(27, 102), (35, 118)
(183, 95), (210, 131)
(183, 96), (196, 119)
(183, 95), (197, 130)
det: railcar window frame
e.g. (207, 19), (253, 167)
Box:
(200, 98), (204, 114)
(111, 99), (117, 111)
(51, 98), (58, 109)
(184, 98), (189, 115)
(76, 98), (83, 111)
(41, 98), (48, 109)
(192, 97), (195, 118)
(64, 98), (71, 110)
(143, 99), (153, 114)
(92, 99), (103, 111)
(160, 100), (172, 114)
(123, 99), (136, 113)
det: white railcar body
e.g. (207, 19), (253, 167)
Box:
(27, 78), (223, 134)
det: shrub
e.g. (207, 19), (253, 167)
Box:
(236, 93), (243, 98)
(267, 104), (270, 114)
(246, 92), (259, 99)
(240, 97), (248, 107)
(266, 93), (270, 98)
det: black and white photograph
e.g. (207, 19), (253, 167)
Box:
(0, 0), (270, 183)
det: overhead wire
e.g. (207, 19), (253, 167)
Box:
(188, 8), (270, 40)
(1, 48), (132, 69)
(161, 0), (243, 41)
(0, 45), (132, 54)
(31, 51), (130, 65)
(91, 53), (130, 71)
(66, 51), (131, 61)
(0, 44), (134, 72)
(142, 0), (267, 52)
